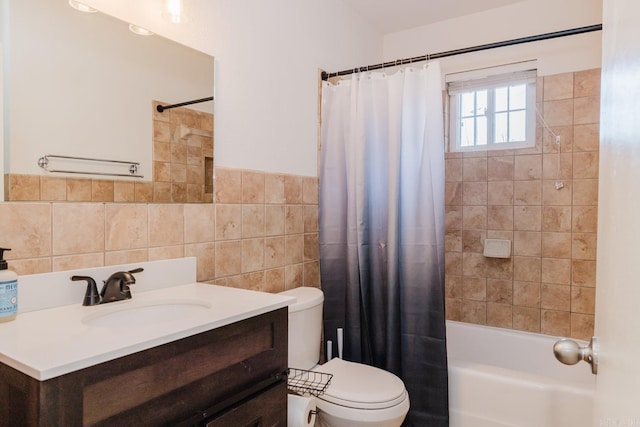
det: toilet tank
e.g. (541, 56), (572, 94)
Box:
(279, 287), (324, 370)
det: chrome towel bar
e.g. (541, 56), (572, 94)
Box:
(37, 154), (144, 178)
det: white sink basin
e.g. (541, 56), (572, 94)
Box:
(82, 299), (212, 328)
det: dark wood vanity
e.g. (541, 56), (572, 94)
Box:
(0, 308), (288, 426)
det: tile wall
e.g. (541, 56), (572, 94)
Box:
(444, 68), (600, 340)
(152, 101), (214, 203)
(0, 167), (320, 293)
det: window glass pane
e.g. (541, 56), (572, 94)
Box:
(448, 69), (536, 152)
(494, 112), (508, 143)
(476, 116), (487, 146)
(460, 93), (475, 117)
(495, 87), (508, 112)
(509, 110), (526, 142)
(476, 90), (488, 116)
(509, 84), (526, 110)
(460, 118), (475, 147)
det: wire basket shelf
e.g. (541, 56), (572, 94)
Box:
(287, 367), (333, 397)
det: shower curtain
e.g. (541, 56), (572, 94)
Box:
(319, 63), (448, 426)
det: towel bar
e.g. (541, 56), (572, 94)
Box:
(37, 154), (144, 178)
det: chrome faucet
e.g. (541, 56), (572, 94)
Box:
(100, 268), (144, 304)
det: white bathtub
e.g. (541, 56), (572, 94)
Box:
(446, 320), (595, 427)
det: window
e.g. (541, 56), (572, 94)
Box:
(448, 68), (537, 152)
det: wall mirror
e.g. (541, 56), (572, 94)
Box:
(2, 0), (214, 203)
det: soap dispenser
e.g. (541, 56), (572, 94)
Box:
(0, 248), (18, 322)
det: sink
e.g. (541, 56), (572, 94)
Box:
(82, 299), (212, 328)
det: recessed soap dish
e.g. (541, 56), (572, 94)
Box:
(483, 239), (511, 258)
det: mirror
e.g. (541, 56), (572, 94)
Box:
(2, 0), (214, 202)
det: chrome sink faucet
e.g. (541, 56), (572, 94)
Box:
(71, 268), (144, 305)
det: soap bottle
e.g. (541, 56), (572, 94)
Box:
(0, 248), (18, 322)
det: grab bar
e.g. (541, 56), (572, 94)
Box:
(37, 154), (144, 178)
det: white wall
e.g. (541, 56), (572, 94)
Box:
(1, 0), (7, 200)
(206, 1), (381, 176)
(80, 0), (383, 177)
(383, 0), (603, 77)
(5, 0), (213, 179)
(1, 43), (4, 201)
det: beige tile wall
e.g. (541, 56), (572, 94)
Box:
(4, 174), (156, 203)
(0, 167), (320, 294)
(152, 101), (214, 203)
(445, 68), (600, 340)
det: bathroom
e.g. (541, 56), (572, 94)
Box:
(1, 0), (640, 425)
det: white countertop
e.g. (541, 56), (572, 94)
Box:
(0, 282), (294, 381)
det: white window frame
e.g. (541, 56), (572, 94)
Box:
(447, 65), (537, 153)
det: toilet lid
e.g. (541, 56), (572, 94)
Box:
(314, 358), (407, 410)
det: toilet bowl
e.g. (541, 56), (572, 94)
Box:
(280, 287), (409, 427)
(312, 358), (410, 427)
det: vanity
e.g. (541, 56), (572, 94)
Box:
(0, 258), (294, 426)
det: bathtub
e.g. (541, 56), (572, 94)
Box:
(446, 320), (595, 427)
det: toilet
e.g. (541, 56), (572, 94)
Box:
(280, 287), (410, 427)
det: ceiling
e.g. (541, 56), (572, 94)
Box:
(341, 0), (526, 34)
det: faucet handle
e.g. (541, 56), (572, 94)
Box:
(128, 267), (144, 274)
(71, 275), (101, 306)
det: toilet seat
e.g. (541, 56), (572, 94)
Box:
(314, 358), (408, 410)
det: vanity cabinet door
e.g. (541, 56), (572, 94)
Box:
(203, 381), (287, 427)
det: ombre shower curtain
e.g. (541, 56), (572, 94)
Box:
(319, 63), (448, 426)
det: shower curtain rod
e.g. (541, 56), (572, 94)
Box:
(321, 24), (602, 81)
(156, 96), (214, 113)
